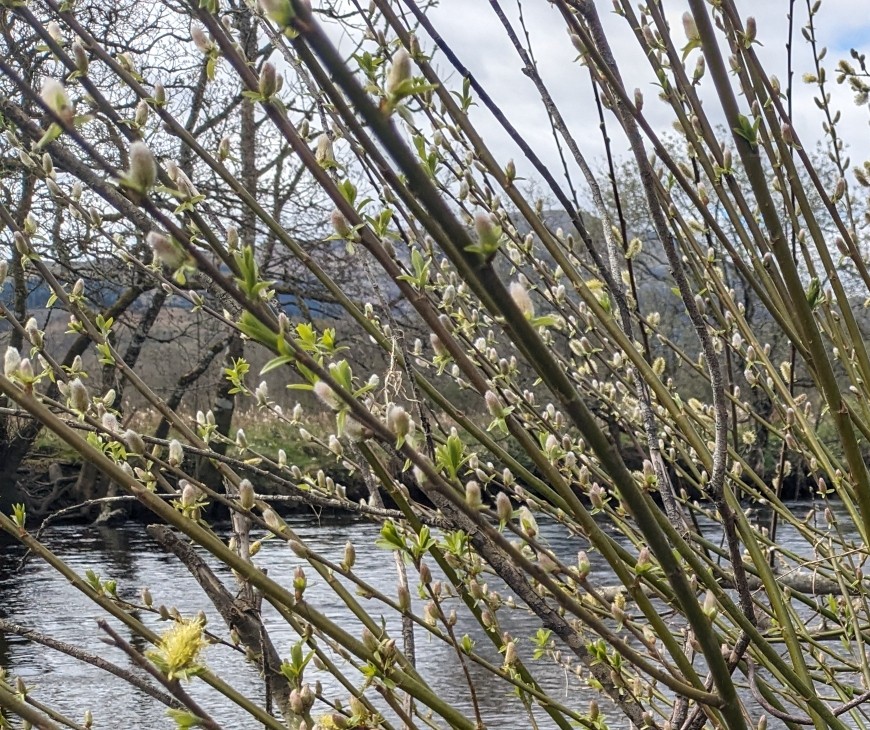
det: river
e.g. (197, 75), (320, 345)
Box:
(0, 503), (858, 729)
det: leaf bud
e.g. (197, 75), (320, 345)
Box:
(577, 550), (591, 580)
(361, 627), (379, 652)
(293, 566), (307, 595)
(397, 584), (410, 611)
(419, 562), (432, 585)
(518, 506), (538, 537)
(259, 0), (295, 28)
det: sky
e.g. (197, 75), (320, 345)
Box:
(410, 0), (870, 195)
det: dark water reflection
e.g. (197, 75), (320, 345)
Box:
(0, 503), (858, 729)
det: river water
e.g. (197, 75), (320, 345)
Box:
(0, 504), (859, 729)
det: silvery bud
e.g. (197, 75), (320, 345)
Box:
(69, 377), (89, 412)
(72, 42), (89, 74)
(239, 479), (255, 510)
(386, 47), (412, 97)
(123, 429), (146, 455)
(168, 438), (184, 467)
(123, 89), (146, 125)
(419, 562), (431, 584)
(465, 481), (482, 510)
(474, 212), (500, 253)
(682, 12), (699, 42)
(577, 550), (591, 579)
(744, 16), (757, 44)
(496, 492), (513, 523)
(24, 317), (42, 347)
(16, 357), (33, 381)
(509, 280), (534, 318)
(101, 411), (120, 434)
(148, 231), (187, 269)
(41, 78), (74, 124)
(518, 506), (538, 537)
(180, 481), (198, 508)
(46, 21), (64, 43)
(14, 232), (30, 255)
(262, 507), (282, 532)
(343, 541), (356, 570)
(387, 404), (412, 440)
(331, 209), (354, 240)
(259, 62), (278, 97)
(314, 134), (334, 166)
(125, 141), (157, 192)
(218, 136), (230, 160)
(313, 380), (341, 410)
(328, 434), (343, 457)
(190, 25), (212, 54)
(503, 640), (517, 666)
(702, 590), (718, 618)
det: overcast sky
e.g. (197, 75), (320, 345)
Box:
(408, 1), (870, 196)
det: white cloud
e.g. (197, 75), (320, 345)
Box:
(422, 0), (870, 195)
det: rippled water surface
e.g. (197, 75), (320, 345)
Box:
(0, 504), (857, 728)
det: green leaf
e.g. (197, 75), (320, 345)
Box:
(260, 354), (295, 375)
(166, 709), (203, 729)
(376, 520), (407, 553)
